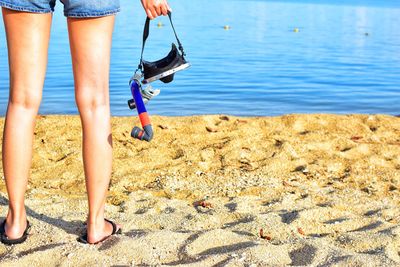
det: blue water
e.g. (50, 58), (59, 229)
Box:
(0, 0), (399, 116)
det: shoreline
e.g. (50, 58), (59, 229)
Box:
(0, 113), (399, 266)
(25, 112), (400, 118)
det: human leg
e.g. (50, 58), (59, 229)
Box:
(1, 8), (52, 239)
(67, 14), (120, 244)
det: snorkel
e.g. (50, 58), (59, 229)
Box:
(127, 11), (189, 142)
(129, 74), (153, 142)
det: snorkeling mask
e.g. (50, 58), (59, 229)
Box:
(138, 11), (190, 84)
(128, 11), (190, 142)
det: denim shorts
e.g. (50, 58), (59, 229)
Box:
(0, 0), (120, 17)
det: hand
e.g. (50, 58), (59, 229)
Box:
(140, 0), (172, 20)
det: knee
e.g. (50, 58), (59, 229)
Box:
(75, 86), (109, 113)
(9, 89), (42, 111)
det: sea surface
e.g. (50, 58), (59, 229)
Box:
(0, 0), (399, 116)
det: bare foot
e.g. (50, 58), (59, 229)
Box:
(4, 212), (28, 239)
(86, 219), (122, 244)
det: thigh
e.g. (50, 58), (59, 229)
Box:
(67, 15), (115, 101)
(1, 8), (52, 103)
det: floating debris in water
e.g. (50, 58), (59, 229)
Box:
(293, 28), (300, 33)
(157, 22), (164, 28)
(223, 25), (231, 30)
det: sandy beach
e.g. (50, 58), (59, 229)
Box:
(0, 113), (399, 266)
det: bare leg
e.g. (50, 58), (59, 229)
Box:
(1, 8), (51, 238)
(67, 15), (120, 243)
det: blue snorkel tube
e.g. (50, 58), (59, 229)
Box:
(129, 75), (153, 142)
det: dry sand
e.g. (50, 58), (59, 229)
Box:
(0, 113), (399, 266)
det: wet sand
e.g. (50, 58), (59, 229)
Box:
(0, 114), (399, 266)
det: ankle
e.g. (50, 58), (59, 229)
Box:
(87, 216), (105, 226)
(7, 207), (27, 222)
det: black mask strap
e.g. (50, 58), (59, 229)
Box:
(138, 11), (185, 72)
(167, 12), (185, 57)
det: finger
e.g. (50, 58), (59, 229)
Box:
(146, 8), (154, 19)
(150, 8), (158, 19)
(161, 0), (170, 11)
(154, 4), (162, 16)
(160, 5), (168, 16)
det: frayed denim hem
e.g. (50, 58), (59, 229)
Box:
(64, 8), (120, 18)
(0, 1), (53, 13)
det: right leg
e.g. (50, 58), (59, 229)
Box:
(1, 8), (51, 239)
(67, 15), (120, 244)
